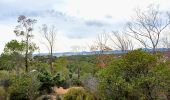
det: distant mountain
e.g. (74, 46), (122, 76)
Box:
(142, 48), (170, 52)
(34, 48), (170, 57)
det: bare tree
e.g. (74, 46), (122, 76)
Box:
(90, 33), (112, 68)
(109, 31), (133, 52)
(162, 37), (170, 51)
(95, 33), (111, 53)
(40, 24), (57, 74)
(88, 33), (111, 53)
(126, 5), (170, 53)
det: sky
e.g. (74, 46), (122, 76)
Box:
(0, 0), (170, 53)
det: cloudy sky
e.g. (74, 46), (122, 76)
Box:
(0, 0), (170, 53)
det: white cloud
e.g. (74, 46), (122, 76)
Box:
(0, 24), (16, 53)
(34, 30), (94, 53)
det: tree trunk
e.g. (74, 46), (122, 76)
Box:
(152, 46), (156, 54)
(50, 46), (53, 74)
(78, 65), (80, 80)
(25, 43), (28, 72)
(16, 65), (19, 76)
(25, 33), (29, 72)
(146, 83), (154, 100)
(25, 54), (28, 72)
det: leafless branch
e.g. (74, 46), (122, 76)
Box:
(126, 5), (170, 53)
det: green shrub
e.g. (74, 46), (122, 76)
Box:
(9, 73), (40, 100)
(10, 92), (28, 100)
(97, 50), (170, 99)
(38, 72), (69, 94)
(72, 78), (82, 86)
(64, 87), (95, 100)
(0, 87), (6, 100)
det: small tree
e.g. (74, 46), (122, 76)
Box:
(14, 15), (37, 72)
(162, 36), (170, 51)
(0, 40), (25, 75)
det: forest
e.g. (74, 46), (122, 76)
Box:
(0, 4), (170, 100)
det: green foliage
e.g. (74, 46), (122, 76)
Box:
(4, 40), (25, 54)
(98, 59), (128, 100)
(0, 40), (25, 72)
(0, 71), (12, 100)
(0, 87), (6, 100)
(53, 73), (68, 88)
(38, 71), (68, 94)
(55, 56), (91, 87)
(0, 54), (14, 70)
(14, 15), (38, 72)
(98, 50), (170, 99)
(0, 53), (24, 72)
(123, 49), (157, 79)
(30, 61), (49, 73)
(64, 87), (96, 100)
(9, 72), (40, 100)
(65, 55), (99, 87)
(1, 41), (170, 100)
(54, 57), (70, 79)
(0, 71), (12, 88)
(72, 78), (82, 86)
(66, 55), (98, 75)
(38, 71), (54, 94)
(79, 61), (97, 76)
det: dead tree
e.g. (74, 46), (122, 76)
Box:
(40, 24), (57, 74)
(162, 37), (170, 51)
(126, 5), (170, 53)
(96, 33), (110, 53)
(91, 33), (113, 68)
(109, 31), (133, 52)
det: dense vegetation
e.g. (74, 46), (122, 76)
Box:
(0, 49), (170, 100)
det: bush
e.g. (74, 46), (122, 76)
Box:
(63, 87), (96, 100)
(72, 78), (82, 86)
(81, 74), (98, 93)
(97, 50), (170, 99)
(38, 72), (69, 94)
(10, 92), (28, 100)
(38, 72), (54, 94)
(9, 73), (40, 100)
(53, 73), (69, 88)
(0, 87), (6, 100)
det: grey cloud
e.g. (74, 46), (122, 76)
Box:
(0, 0), (127, 40)
(0, 0), (65, 20)
(105, 15), (113, 19)
(85, 20), (109, 27)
